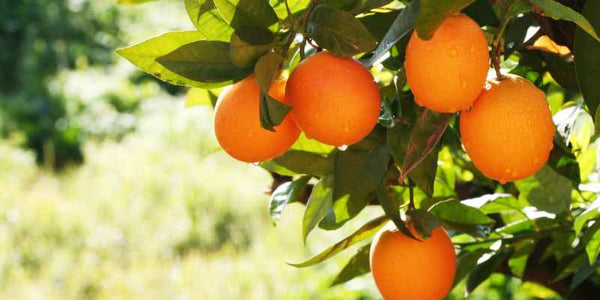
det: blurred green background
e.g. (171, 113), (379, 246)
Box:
(0, 0), (568, 298)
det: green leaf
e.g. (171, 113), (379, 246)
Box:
(269, 176), (311, 225)
(453, 249), (488, 286)
(303, 175), (334, 242)
(254, 51), (284, 92)
(377, 184), (416, 240)
(406, 209), (442, 239)
(156, 40), (251, 84)
(467, 250), (509, 293)
(185, 88), (220, 108)
(364, 0), (419, 66)
(504, 14), (534, 57)
(543, 53), (579, 92)
(399, 110), (452, 183)
(324, 130), (390, 228)
(117, 31), (238, 88)
(360, 11), (401, 42)
(553, 252), (587, 282)
(575, 0), (600, 116)
(184, 0), (234, 41)
(290, 215), (388, 267)
(261, 150), (334, 176)
(463, 0), (499, 27)
(307, 5), (377, 56)
(571, 260), (598, 290)
(574, 201), (600, 235)
(214, 0), (278, 30)
(273, 0), (310, 19)
(330, 243), (371, 286)
(585, 224), (600, 265)
(230, 30), (273, 68)
(508, 240), (534, 278)
(548, 137), (581, 186)
(259, 93), (292, 132)
(530, 0), (600, 42)
(415, 0), (477, 40)
(408, 144), (439, 197)
(429, 199), (495, 225)
(514, 165), (572, 214)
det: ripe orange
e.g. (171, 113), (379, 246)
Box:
(460, 75), (555, 183)
(370, 223), (456, 300)
(286, 52), (381, 146)
(213, 76), (300, 163)
(404, 14), (489, 113)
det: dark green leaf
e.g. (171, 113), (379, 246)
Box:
(453, 249), (488, 286)
(214, 0), (278, 30)
(254, 51), (284, 91)
(548, 137), (581, 186)
(429, 199), (495, 225)
(553, 252), (587, 282)
(464, 0), (498, 27)
(399, 110), (452, 183)
(324, 130), (390, 228)
(575, 0), (600, 116)
(543, 53), (579, 92)
(530, 0), (600, 42)
(571, 260), (598, 290)
(303, 175), (334, 242)
(408, 144), (439, 197)
(504, 14), (534, 57)
(330, 244), (371, 286)
(377, 184), (416, 240)
(117, 32), (237, 88)
(230, 30), (273, 68)
(157, 40), (251, 84)
(259, 93), (292, 132)
(515, 165), (572, 214)
(364, 0), (419, 66)
(307, 5), (377, 56)
(415, 0), (476, 40)
(270, 176), (311, 225)
(467, 250), (509, 293)
(290, 215), (388, 267)
(184, 0), (234, 41)
(406, 209), (442, 239)
(508, 240), (534, 278)
(360, 11), (401, 41)
(261, 150), (334, 176)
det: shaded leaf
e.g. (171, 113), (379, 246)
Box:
(307, 5), (377, 56)
(259, 93), (291, 132)
(364, 0), (419, 66)
(531, 0), (600, 42)
(214, 0), (278, 30)
(303, 175), (334, 242)
(323, 130), (390, 228)
(377, 184), (416, 240)
(157, 40), (251, 84)
(330, 244), (371, 286)
(467, 250), (509, 293)
(184, 0), (234, 41)
(262, 149), (334, 176)
(117, 31), (238, 88)
(453, 249), (488, 286)
(270, 176), (311, 225)
(230, 30), (273, 68)
(415, 0), (476, 40)
(290, 215), (388, 267)
(574, 0), (600, 116)
(399, 110), (453, 183)
(509, 240), (535, 278)
(408, 144), (439, 197)
(406, 209), (442, 239)
(515, 165), (572, 214)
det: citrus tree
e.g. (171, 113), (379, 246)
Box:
(118, 0), (600, 298)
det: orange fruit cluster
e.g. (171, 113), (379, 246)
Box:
(214, 52), (381, 162)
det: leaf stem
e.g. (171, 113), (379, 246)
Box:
(408, 179), (415, 210)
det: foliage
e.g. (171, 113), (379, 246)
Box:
(118, 0), (600, 297)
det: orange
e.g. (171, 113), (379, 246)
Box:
(286, 52), (381, 146)
(404, 14), (489, 113)
(370, 223), (456, 300)
(214, 75), (300, 162)
(460, 75), (555, 183)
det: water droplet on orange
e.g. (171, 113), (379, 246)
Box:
(338, 145), (349, 151)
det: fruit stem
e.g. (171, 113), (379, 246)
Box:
(491, 16), (510, 80)
(408, 179), (415, 210)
